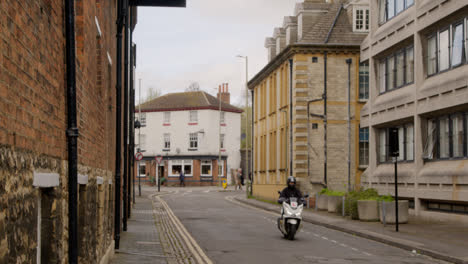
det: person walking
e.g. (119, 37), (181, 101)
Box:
(179, 170), (185, 187)
(236, 168), (243, 190)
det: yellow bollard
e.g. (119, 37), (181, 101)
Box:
(222, 178), (228, 190)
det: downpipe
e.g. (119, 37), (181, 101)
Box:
(346, 58), (352, 192)
(289, 59), (293, 176)
(123, 0), (130, 231)
(64, 0), (79, 262)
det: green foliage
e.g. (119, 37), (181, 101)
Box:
(319, 188), (345, 196)
(377, 195), (395, 202)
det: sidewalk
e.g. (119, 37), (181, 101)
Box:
(235, 195), (468, 264)
(111, 187), (168, 264)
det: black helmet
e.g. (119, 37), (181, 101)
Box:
(287, 176), (296, 185)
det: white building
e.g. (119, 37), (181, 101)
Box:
(135, 86), (242, 186)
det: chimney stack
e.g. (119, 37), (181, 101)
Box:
(217, 83), (230, 105)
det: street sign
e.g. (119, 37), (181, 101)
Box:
(155, 155), (163, 164)
(135, 152), (143, 161)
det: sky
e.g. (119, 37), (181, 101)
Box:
(133, 0), (301, 106)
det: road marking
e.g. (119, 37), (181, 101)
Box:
(155, 195), (213, 264)
(340, 243), (348, 247)
(363, 252), (372, 256)
(313, 234), (320, 237)
(321, 236), (329, 240)
(203, 190), (210, 193)
(351, 247), (358, 251)
(330, 240), (337, 243)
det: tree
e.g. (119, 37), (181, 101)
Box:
(185, 82), (200, 92)
(142, 87), (161, 103)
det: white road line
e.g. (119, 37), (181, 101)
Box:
(363, 252), (372, 256)
(340, 243), (348, 247)
(330, 240), (337, 243)
(203, 190), (210, 193)
(321, 236), (329, 240)
(313, 234), (320, 237)
(351, 247), (358, 251)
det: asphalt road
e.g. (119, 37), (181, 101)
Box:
(162, 187), (448, 264)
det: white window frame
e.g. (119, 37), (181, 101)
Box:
(169, 160), (193, 177)
(163, 133), (170, 150)
(138, 162), (146, 177)
(139, 134), (146, 151)
(140, 112), (146, 127)
(189, 110), (198, 123)
(201, 160), (212, 177)
(218, 160), (224, 176)
(220, 111), (225, 124)
(164, 112), (171, 124)
(189, 133), (198, 150)
(220, 134), (225, 149)
(353, 7), (369, 32)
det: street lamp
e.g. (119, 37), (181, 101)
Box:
(236, 55), (249, 193)
(214, 86), (223, 187)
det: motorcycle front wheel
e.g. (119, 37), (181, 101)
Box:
(287, 224), (297, 240)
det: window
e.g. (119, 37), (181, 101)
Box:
(189, 133), (198, 149)
(201, 160), (212, 176)
(220, 134), (225, 149)
(359, 61), (369, 100)
(427, 21), (467, 76)
(452, 23), (464, 67)
(170, 160), (193, 176)
(359, 128), (369, 166)
(354, 7), (369, 32)
(164, 112), (170, 123)
(140, 113), (146, 127)
(426, 113), (468, 160)
(378, 123), (414, 163)
(163, 133), (170, 150)
(218, 161), (224, 176)
(138, 163), (146, 177)
(220, 111), (225, 124)
(189, 111), (198, 123)
(379, 45), (414, 93)
(379, 0), (413, 24)
(139, 134), (146, 151)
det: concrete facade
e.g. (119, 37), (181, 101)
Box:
(248, 0), (370, 202)
(0, 0), (124, 263)
(360, 0), (468, 218)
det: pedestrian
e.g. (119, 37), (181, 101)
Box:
(179, 170), (185, 187)
(237, 168), (243, 190)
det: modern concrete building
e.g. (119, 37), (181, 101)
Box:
(248, 0), (370, 201)
(135, 86), (243, 186)
(360, 0), (468, 220)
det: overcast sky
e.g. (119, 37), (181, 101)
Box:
(133, 0), (301, 106)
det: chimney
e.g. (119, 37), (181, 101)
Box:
(217, 83), (230, 104)
(283, 16), (298, 46)
(265, 37), (276, 62)
(273, 28), (286, 55)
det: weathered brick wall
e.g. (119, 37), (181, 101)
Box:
(0, 0), (119, 263)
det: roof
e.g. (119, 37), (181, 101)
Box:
(137, 91), (243, 113)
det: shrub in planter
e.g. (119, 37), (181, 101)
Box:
(344, 189), (379, 220)
(317, 190), (328, 210)
(380, 199), (409, 224)
(326, 190), (345, 213)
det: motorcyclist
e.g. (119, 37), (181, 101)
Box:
(278, 176), (306, 205)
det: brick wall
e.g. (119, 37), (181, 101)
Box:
(0, 0), (119, 263)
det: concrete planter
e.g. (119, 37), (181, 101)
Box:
(380, 200), (409, 224)
(317, 194), (328, 210)
(327, 196), (343, 213)
(357, 200), (379, 221)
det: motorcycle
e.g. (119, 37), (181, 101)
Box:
(277, 191), (309, 240)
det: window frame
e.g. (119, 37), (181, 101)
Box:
(426, 113), (468, 161)
(220, 111), (225, 124)
(140, 112), (146, 127)
(353, 6), (370, 32)
(200, 160), (212, 177)
(359, 61), (369, 100)
(189, 133), (198, 150)
(377, 123), (415, 164)
(451, 21), (465, 68)
(220, 133), (225, 150)
(138, 162), (146, 177)
(189, 110), (198, 123)
(379, 0), (414, 25)
(218, 161), (224, 176)
(163, 112), (171, 124)
(379, 45), (414, 94)
(359, 127), (369, 166)
(163, 133), (170, 150)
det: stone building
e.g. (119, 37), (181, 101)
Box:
(360, 0), (468, 220)
(134, 86), (243, 186)
(247, 0), (370, 201)
(0, 1), (137, 263)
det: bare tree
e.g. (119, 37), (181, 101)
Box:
(185, 82), (200, 91)
(142, 87), (161, 103)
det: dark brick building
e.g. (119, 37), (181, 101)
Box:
(0, 1), (136, 263)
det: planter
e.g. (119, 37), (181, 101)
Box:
(317, 194), (328, 210)
(357, 200), (379, 221)
(327, 196), (343, 213)
(380, 200), (409, 224)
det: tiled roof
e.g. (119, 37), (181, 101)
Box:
(137, 91), (243, 113)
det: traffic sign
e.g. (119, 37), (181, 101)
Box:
(135, 152), (143, 161)
(155, 155), (163, 164)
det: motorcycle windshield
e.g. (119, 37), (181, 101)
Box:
(290, 197), (298, 209)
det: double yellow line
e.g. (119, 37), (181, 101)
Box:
(154, 195), (213, 264)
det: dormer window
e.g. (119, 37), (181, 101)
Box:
(354, 7), (369, 32)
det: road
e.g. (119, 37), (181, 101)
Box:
(161, 187), (447, 264)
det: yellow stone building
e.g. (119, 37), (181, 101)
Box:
(248, 0), (370, 201)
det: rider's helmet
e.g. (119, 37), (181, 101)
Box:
(287, 176), (296, 189)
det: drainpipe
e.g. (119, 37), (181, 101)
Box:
(323, 51), (328, 187)
(122, 0), (130, 231)
(346, 58), (352, 192)
(114, 0), (124, 250)
(289, 59), (293, 176)
(250, 89), (254, 196)
(130, 40), (136, 205)
(65, 0), (79, 263)
(307, 98), (324, 181)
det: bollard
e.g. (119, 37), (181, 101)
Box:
(315, 193), (318, 211)
(306, 192), (310, 209)
(382, 201), (386, 226)
(342, 196), (345, 217)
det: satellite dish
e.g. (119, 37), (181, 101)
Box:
(176, 148), (181, 154)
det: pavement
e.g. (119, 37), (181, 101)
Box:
(235, 194), (468, 264)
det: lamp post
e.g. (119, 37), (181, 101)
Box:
(214, 86), (223, 187)
(138, 78), (142, 196)
(237, 55), (249, 191)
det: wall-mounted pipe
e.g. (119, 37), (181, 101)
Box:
(114, 0), (124, 250)
(250, 89), (254, 196)
(123, 0), (130, 231)
(346, 58), (352, 192)
(64, 0), (79, 262)
(307, 98), (324, 182)
(289, 59), (293, 176)
(323, 51), (328, 187)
